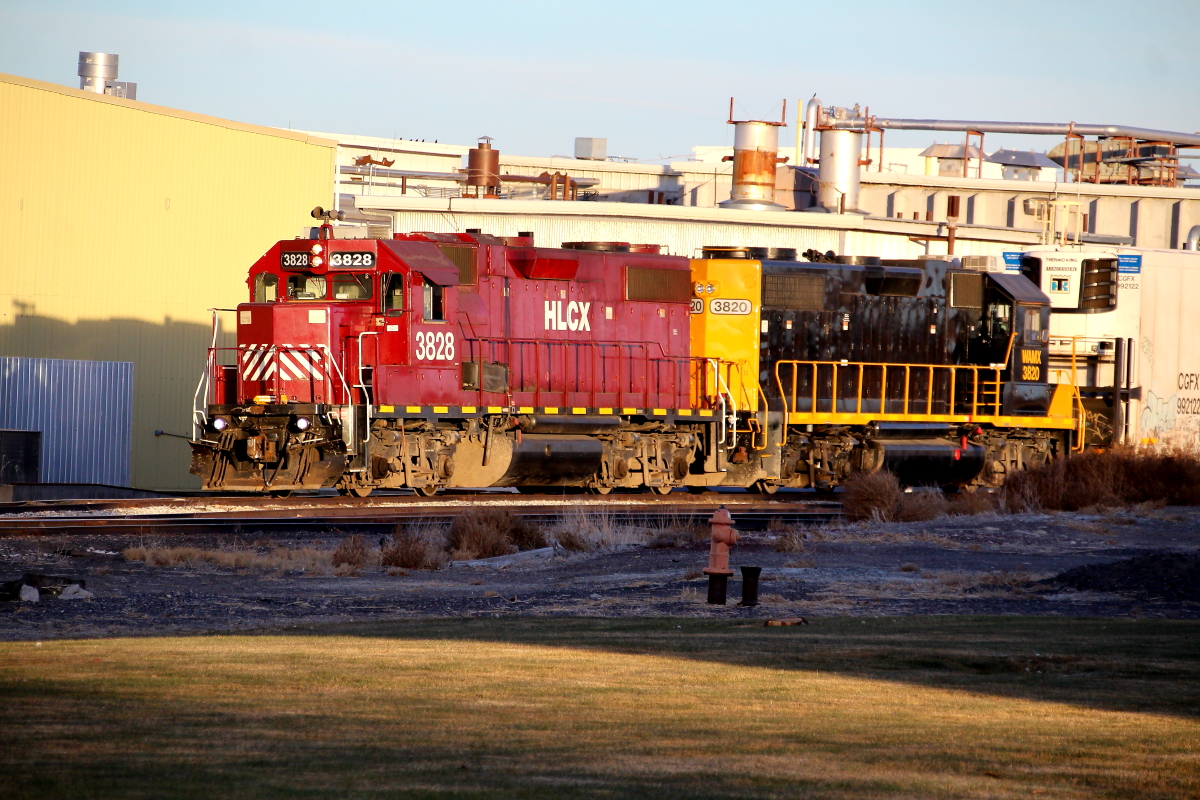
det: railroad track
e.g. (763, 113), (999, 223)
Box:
(0, 492), (842, 537)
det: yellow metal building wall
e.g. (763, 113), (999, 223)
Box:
(0, 74), (335, 489)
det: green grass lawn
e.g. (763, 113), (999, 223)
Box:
(2, 617), (1198, 799)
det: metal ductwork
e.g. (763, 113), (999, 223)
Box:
(826, 117), (1200, 148)
(801, 95), (821, 166)
(1186, 225), (1200, 251)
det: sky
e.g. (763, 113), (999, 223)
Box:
(2, 0), (1198, 162)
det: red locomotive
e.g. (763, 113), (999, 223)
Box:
(191, 221), (722, 495)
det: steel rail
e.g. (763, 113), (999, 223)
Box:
(0, 500), (841, 537)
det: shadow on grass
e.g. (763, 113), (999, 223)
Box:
(4, 616), (1200, 800)
(310, 615), (1200, 720)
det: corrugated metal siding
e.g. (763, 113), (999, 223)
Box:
(0, 357), (133, 485)
(0, 74), (335, 489)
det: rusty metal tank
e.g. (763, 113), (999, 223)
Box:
(719, 120), (787, 211)
(466, 137), (500, 193)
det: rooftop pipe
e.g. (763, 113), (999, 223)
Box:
(826, 118), (1200, 148)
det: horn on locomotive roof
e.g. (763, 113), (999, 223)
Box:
(311, 207), (346, 221)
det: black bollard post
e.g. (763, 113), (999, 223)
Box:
(739, 566), (762, 607)
(706, 573), (728, 605)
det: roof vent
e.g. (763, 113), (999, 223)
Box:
(77, 52), (136, 99)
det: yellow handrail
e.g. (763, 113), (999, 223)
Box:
(773, 359), (1005, 419)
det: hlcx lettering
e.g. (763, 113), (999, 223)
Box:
(544, 300), (591, 332)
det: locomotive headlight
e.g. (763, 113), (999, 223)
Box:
(312, 256), (324, 267)
(705, 283), (715, 294)
(311, 244), (323, 255)
(292, 416), (311, 432)
(209, 417), (228, 432)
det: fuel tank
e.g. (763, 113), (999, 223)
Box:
(868, 438), (986, 486)
(492, 434), (605, 486)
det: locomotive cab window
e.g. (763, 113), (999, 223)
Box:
(986, 300), (1012, 340)
(382, 273), (405, 316)
(1023, 307), (1047, 343)
(286, 273), (326, 301)
(422, 280), (445, 321)
(332, 273), (372, 301)
(253, 273), (278, 303)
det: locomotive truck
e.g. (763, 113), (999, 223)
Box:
(188, 224), (1080, 495)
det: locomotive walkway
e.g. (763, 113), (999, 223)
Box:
(0, 492), (841, 536)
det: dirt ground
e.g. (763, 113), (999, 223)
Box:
(3, 504), (1200, 640)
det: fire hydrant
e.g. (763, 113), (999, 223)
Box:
(703, 505), (738, 604)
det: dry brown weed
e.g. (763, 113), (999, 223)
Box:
(382, 524), (448, 570)
(449, 508), (542, 560)
(895, 492), (948, 522)
(843, 471), (902, 521)
(331, 535), (370, 569)
(773, 530), (808, 553)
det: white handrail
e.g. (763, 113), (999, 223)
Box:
(191, 309), (222, 437)
(709, 358), (737, 446)
(356, 331), (378, 448)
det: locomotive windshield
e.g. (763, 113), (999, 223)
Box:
(283, 272), (374, 301)
(332, 274), (372, 300)
(253, 273), (277, 302)
(286, 273), (326, 300)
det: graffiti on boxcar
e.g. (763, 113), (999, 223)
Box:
(1140, 390), (1176, 443)
(1140, 389), (1200, 444)
(1141, 336), (1154, 366)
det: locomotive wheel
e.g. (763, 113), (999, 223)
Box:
(652, 485), (674, 495)
(415, 484), (440, 497)
(590, 486), (613, 495)
(339, 485), (373, 498)
(753, 480), (779, 495)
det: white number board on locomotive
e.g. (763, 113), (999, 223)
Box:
(708, 298), (753, 315)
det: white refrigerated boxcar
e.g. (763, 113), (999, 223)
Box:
(1007, 247), (1200, 447)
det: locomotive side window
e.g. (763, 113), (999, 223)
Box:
(254, 273), (278, 303)
(287, 274), (327, 301)
(986, 300), (1012, 340)
(423, 280), (445, 321)
(383, 273), (405, 316)
(332, 274), (372, 300)
(1023, 308), (1047, 343)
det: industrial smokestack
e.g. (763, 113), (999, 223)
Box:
(77, 52), (136, 99)
(813, 105), (865, 214)
(718, 98), (788, 212)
